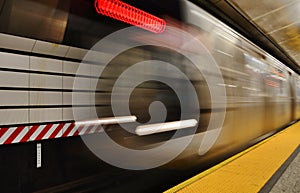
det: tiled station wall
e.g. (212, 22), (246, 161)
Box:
(0, 33), (108, 126)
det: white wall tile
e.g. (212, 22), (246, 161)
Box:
(0, 52), (29, 70)
(0, 91), (28, 106)
(0, 109), (28, 125)
(30, 74), (62, 89)
(30, 108), (62, 123)
(30, 56), (62, 73)
(0, 71), (29, 87)
(30, 91), (62, 105)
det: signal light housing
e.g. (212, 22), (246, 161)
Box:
(94, 0), (166, 33)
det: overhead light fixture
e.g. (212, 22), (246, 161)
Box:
(94, 0), (166, 33)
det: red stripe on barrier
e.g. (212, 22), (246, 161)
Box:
(20, 134), (29, 143)
(73, 126), (80, 136)
(0, 122), (105, 145)
(62, 123), (75, 137)
(49, 123), (64, 139)
(22, 125), (39, 142)
(85, 125), (95, 134)
(0, 128), (9, 138)
(4, 126), (25, 144)
(76, 125), (85, 135)
(73, 130), (79, 136)
(36, 124), (53, 140)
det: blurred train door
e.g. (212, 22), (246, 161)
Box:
(264, 61), (292, 131)
(291, 73), (300, 120)
(242, 53), (268, 138)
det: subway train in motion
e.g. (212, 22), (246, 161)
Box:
(0, 0), (299, 192)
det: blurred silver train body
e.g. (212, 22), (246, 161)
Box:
(101, 0), (300, 163)
(180, 1), (300, 157)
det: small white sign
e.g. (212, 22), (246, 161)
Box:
(37, 143), (42, 168)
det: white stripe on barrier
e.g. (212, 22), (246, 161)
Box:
(43, 124), (59, 139)
(62, 123), (72, 135)
(30, 124), (47, 140)
(89, 125), (99, 134)
(79, 125), (89, 135)
(68, 124), (79, 136)
(0, 128), (15, 144)
(12, 127), (28, 143)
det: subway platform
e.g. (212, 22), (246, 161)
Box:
(165, 121), (300, 193)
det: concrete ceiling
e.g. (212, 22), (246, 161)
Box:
(192, 0), (300, 73)
(227, 0), (300, 66)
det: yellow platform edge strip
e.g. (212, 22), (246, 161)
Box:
(164, 123), (296, 193)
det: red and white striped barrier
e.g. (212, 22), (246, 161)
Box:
(0, 116), (137, 145)
(0, 122), (103, 145)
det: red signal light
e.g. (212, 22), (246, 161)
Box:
(94, 0), (166, 33)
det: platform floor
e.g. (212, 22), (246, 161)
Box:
(165, 121), (300, 193)
(269, 148), (300, 193)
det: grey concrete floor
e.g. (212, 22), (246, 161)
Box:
(269, 151), (300, 193)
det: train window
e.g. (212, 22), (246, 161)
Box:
(213, 37), (235, 66)
(266, 65), (289, 97)
(243, 53), (266, 98)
